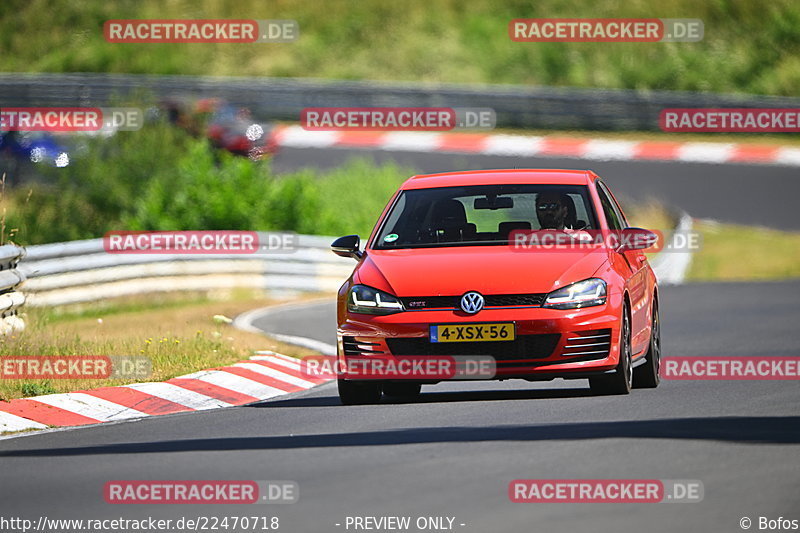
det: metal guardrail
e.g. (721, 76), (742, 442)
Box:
(19, 234), (354, 307)
(0, 244), (27, 333)
(15, 215), (690, 312)
(2, 73), (799, 131)
(18, 222), (690, 309)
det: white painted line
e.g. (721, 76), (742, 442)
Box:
(582, 139), (638, 161)
(483, 135), (545, 156)
(270, 333), (337, 355)
(775, 147), (800, 166)
(234, 362), (317, 388)
(0, 411), (48, 432)
(278, 125), (340, 148)
(233, 300), (338, 354)
(381, 132), (442, 152)
(232, 297), (331, 336)
(31, 393), (149, 422)
(650, 212), (695, 285)
(125, 382), (232, 410)
(174, 370), (285, 400)
(677, 143), (735, 163)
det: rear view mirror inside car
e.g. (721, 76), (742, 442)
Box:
(474, 196), (513, 210)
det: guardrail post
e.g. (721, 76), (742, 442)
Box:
(0, 244), (27, 334)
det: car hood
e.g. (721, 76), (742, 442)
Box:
(356, 246), (609, 296)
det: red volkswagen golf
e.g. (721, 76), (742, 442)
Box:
(331, 169), (661, 404)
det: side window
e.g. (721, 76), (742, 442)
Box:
(596, 182), (623, 230)
(598, 181), (629, 227)
(566, 192), (593, 229)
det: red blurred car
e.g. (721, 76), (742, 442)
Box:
(331, 169), (661, 404)
(204, 102), (278, 159)
(160, 97), (278, 159)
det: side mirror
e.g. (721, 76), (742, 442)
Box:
(616, 228), (660, 252)
(331, 234), (363, 259)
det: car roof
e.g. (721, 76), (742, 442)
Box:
(400, 169), (597, 190)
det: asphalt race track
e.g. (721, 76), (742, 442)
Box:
(273, 147), (800, 230)
(1, 147), (798, 532)
(1, 281), (799, 533)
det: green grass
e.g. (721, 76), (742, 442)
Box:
(1, 0), (799, 96)
(0, 295), (320, 401)
(687, 220), (800, 281)
(623, 204), (800, 281)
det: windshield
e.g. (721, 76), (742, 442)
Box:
(373, 184), (598, 249)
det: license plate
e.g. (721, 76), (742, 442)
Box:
(430, 323), (515, 343)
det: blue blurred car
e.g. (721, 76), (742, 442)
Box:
(0, 131), (71, 168)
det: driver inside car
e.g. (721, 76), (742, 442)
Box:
(535, 192), (571, 229)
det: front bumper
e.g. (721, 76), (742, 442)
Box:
(337, 292), (623, 382)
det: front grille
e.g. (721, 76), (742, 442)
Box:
(385, 334), (560, 361)
(342, 336), (385, 356)
(486, 294), (545, 307)
(560, 328), (612, 361)
(400, 293), (545, 310)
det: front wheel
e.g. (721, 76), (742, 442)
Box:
(633, 300), (661, 389)
(338, 379), (382, 405)
(589, 306), (633, 395)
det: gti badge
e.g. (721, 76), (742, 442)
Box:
(460, 291), (484, 314)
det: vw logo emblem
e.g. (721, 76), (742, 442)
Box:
(460, 291), (484, 314)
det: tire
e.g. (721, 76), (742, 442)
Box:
(633, 300), (661, 389)
(382, 382), (422, 400)
(589, 305), (633, 395)
(337, 379), (382, 405)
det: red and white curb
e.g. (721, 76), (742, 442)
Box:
(0, 352), (330, 435)
(273, 124), (800, 166)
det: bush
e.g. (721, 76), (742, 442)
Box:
(5, 122), (413, 244)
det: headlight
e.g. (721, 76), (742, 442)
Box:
(347, 284), (404, 315)
(543, 278), (607, 310)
